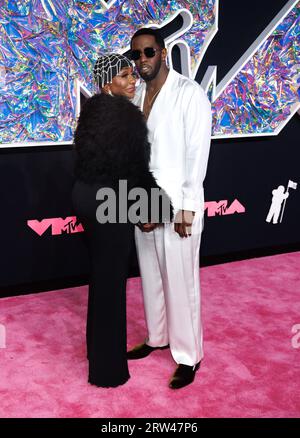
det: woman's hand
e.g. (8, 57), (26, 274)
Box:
(137, 222), (158, 233)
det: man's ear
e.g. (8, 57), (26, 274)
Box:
(162, 48), (168, 62)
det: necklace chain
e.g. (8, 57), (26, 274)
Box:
(146, 87), (162, 108)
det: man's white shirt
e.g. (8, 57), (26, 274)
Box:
(132, 68), (212, 213)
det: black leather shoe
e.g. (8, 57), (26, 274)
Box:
(127, 342), (169, 360)
(168, 362), (201, 389)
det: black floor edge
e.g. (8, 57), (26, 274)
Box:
(1, 242), (299, 298)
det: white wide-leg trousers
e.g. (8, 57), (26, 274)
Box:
(135, 211), (204, 366)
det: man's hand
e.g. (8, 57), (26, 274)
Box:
(174, 210), (195, 238)
(137, 222), (158, 233)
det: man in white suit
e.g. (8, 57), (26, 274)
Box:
(127, 28), (212, 389)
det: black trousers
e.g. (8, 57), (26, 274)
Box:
(72, 180), (134, 387)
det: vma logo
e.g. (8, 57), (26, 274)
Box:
(204, 199), (245, 217)
(27, 217), (84, 236)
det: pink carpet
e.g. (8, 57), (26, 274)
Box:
(0, 252), (300, 418)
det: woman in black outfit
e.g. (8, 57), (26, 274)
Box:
(72, 54), (172, 388)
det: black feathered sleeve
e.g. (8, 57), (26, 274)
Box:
(74, 93), (173, 222)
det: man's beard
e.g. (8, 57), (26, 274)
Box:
(138, 59), (161, 82)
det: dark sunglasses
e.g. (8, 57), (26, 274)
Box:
(130, 47), (160, 61)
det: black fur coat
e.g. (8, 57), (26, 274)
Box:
(74, 93), (173, 220)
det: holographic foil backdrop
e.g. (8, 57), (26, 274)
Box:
(0, 0), (299, 144)
(0, 0), (215, 143)
(213, 2), (300, 136)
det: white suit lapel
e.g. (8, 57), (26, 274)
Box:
(147, 69), (176, 136)
(133, 70), (178, 141)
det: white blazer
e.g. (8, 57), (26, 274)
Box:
(133, 69), (212, 213)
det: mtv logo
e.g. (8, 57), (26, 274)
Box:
(204, 199), (246, 217)
(27, 217), (84, 236)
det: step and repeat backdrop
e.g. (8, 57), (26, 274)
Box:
(0, 0), (299, 293)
